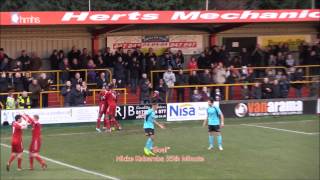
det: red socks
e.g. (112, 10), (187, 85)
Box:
(8, 154), (16, 165)
(104, 117), (110, 129)
(29, 157), (34, 169)
(35, 155), (45, 165)
(96, 117), (101, 129)
(17, 158), (22, 169)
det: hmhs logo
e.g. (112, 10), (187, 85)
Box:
(11, 12), (40, 24)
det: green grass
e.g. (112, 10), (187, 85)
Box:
(1, 115), (319, 180)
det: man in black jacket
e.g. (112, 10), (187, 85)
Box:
(70, 84), (87, 106)
(61, 81), (72, 106)
(175, 69), (187, 102)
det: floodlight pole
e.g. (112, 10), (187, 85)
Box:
(205, 0), (209, 10)
(89, 0), (91, 11)
(311, 0), (315, 9)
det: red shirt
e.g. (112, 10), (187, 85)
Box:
(188, 61), (198, 70)
(12, 122), (23, 144)
(24, 115), (41, 139)
(98, 90), (108, 106)
(106, 90), (117, 106)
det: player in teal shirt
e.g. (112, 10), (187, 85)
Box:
(203, 99), (225, 151)
(143, 103), (165, 156)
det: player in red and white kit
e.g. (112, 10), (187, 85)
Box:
(96, 86), (108, 132)
(105, 84), (122, 132)
(21, 114), (47, 170)
(6, 115), (27, 171)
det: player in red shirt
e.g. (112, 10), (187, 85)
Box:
(96, 86), (108, 132)
(6, 115), (27, 171)
(105, 84), (122, 132)
(21, 114), (47, 170)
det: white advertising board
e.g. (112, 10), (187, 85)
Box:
(166, 102), (219, 121)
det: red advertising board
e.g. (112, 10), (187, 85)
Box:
(0, 9), (319, 25)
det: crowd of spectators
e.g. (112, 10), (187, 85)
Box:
(0, 41), (319, 108)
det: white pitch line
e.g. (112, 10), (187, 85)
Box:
(250, 120), (318, 125)
(242, 124), (320, 135)
(0, 143), (120, 180)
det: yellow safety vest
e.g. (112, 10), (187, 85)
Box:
(17, 96), (31, 109)
(6, 97), (16, 110)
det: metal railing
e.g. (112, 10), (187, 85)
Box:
(0, 88), (127, 109)
(169, 80), (319, 102)
(3, 68), (113, 90)
(150, 65), (320, 85)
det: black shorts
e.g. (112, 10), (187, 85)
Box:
(144, 128), (155, 136)
(208, 125), (220, 132)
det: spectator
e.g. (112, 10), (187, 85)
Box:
(68, 46), (81, 61)
(197, 52), (210, 69)
(0, 72), (9, 104)
(96, 72), (108, 89)
(103, 47), (114, 68)
(213, 62), (226, 84)
(79, 48), (91, 68)
(23, 72), (33, 91)
(0, 57), (10, 71)
(30, 52), (42, 71)
(59, 57), (71, 83)
(50, 49), (59, 70)
(268, 54), (277, 66)
(285, 54), (296, 67)
(28, 79), (41, 108)
(188, 57), (198, 72)
(251, 82), (262, 99)
(58, 50), (65, 64)
(17, 91), (31, 109)
(140, 79), (152, 104)
(261, 78), (273, 99)
(10, 59), (22, 72)
(272, 80), (281, 98)
(5, 91), (16, 109)
(226, 66), (239, 100)
(18, 50), (31, 71)
(130, 57), (140, 94)
(95, 55), (105, 68)
(189, 70), (200, 97)
(279, 75), (290, 98)
(71, 58), (81, 70)
(276, 52), (286, 66)
(212, 88), (222, 101)
(70, 84), (88, 106)
(155, 79), (167, 103)
(61, 81), (72, 106)
(160, 52), (174, 69)
(38, 73), (52, 107)
(174, 50), (184, 66)
(231, 56), (241, 68)
(200, 87), (210, 101)
(114, 56), (126, 84)
(0, 48), (9, 62)
(13, 72), (24, 92)
(309, 76), (319, 97)
(201, 69), (212, 84)
(291, 68), (304, 97)
(87, 59), (97, 83)
(151, 90), (164, 103)
(175, 69), (187, 102)
(241, 85), (250, 100)
(240, 48), (250, 66)
(191, 89), (202, 102)
(163, 67), (176, 102)
(71, 72), (83, 88)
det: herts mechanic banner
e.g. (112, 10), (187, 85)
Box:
(0, 9), (319, 25)
(107, 35), (203, 55)
(1, 104), (167, 125)
(166, 102), (219, 121)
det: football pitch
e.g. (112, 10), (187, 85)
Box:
(1, 115), (319, 180)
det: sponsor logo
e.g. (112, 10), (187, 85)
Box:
(167, 102), (210, 121)
(234, 103), (248, 117)
(234, 100), (303, 117)
(11, 12), (40, 24)
(169, 104), (196, 117)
